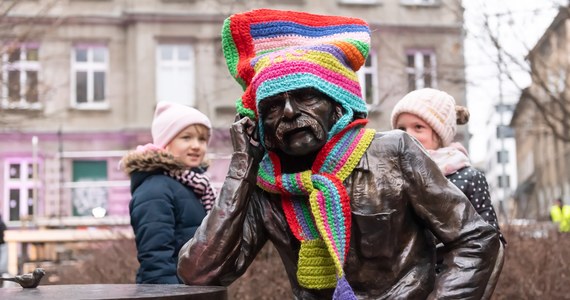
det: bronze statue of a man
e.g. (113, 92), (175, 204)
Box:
(178, 9), (500, 300)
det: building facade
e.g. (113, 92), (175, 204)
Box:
(511, 6), (570, 220)
(0, 0), (466, 227)
(482, 100), (517, 220)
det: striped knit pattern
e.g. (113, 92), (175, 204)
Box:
(166, 169), (216, 213)
(257, 119), (376, 299)
(221, 9), (370, 140)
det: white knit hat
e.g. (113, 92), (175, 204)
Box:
(390, 88), (457, 146)
(151, 102), (212, 148)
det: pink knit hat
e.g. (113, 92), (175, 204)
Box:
(151, 102), (211, 148)
(390, 88), (457, 146)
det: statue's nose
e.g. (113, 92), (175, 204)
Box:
(282, 97), (299, 120)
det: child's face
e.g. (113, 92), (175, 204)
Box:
(165, 124), (209, 168)
(395, 113), (441, 150)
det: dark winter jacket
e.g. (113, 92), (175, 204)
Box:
(447, 166), (505, 244)
(122, 150), (207, 284)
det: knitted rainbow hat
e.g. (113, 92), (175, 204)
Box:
(221, 8), (370, 139)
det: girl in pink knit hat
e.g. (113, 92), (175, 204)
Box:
(391, 87), (505, 298)
(121, 101), (215, 284)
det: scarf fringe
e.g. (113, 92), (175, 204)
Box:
(333, 276), (357, 300)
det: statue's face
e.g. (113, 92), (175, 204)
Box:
(258, 88), (340, 156)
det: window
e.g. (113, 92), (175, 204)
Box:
(3, 159), (40, 221)
(71, 160), (108, 217)
(498, 175), (510, 188)
(495, 103), (515, 113)
(0, 43), (40, 109)
(357, 52), (378, 105)
(496, 125), (515, 138)
(547, 68), (566, 94)
(71, 44), (108, 108)
(406, 49), (436, 91)
(497, 150), (509, 164)
(156, 44), (195, 106)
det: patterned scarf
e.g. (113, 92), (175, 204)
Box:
(166, 169), (216, 213)
(427, 142), (471, 176)
(257, 119), (375, 299)
(133, 143), (215, 213)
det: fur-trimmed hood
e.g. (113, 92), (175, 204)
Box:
(121, 150), (186, 176)
(121, 149), (189, 195)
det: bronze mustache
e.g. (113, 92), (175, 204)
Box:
(275, 117), (326, 141)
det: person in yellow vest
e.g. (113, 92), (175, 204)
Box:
(550, 198), (570, 232)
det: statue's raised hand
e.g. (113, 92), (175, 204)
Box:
(230, 114), (264, 163)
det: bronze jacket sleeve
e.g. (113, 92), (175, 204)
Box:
(177, 151), (268, 286)
(398, 133), (500, 300)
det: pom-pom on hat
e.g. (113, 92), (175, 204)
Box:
(390, 88), (457, 146)
(151, 101), (212, 148)
(221, 9), (370, 138)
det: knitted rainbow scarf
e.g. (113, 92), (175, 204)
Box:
(257, 119), (375, 299)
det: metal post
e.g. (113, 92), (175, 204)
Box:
(496, 19), (509, 223)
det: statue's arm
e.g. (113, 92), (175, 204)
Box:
(177, 117), (268, 286)
(399, 133), (500, 300)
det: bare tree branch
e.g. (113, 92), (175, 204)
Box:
(472, 1), (570, 143)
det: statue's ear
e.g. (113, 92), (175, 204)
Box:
(332, 104), (344, 124)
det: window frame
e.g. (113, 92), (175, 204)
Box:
(496, 150), (509, 164)
(3, 158), (41, 223)
(155, 43), (196, 107)
(496, 125), (515, 138)
(70, 43), (109, 110)
(70, 160), (109, 217)
(0, 42), (41, 109)
(497, 174), (511, 188)
(405, 49), (437, 91)
(357, 51), (379, 106)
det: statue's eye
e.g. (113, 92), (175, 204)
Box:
(292, 89), (323, 105)
(259, 98), (283, 117)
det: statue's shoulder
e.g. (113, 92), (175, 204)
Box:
(365, 129), (407, 155)
(371, 129), (408, 145)
(373, 129), (406, 140)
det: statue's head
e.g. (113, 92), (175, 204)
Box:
(258, 88), (342, 156)
(221, 9), (371, 155)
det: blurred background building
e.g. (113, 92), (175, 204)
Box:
(0, 0), (467, 229)
(511, 5), (570, 221)
(483, 100), (517, 220)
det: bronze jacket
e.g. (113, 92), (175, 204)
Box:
(178, 130), (500, 299)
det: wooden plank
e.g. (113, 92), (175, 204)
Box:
(5, 228), (134, 243)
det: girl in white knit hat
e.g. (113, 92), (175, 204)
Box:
(391, 88), (505, 297)
(121, 101), (215, 284)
